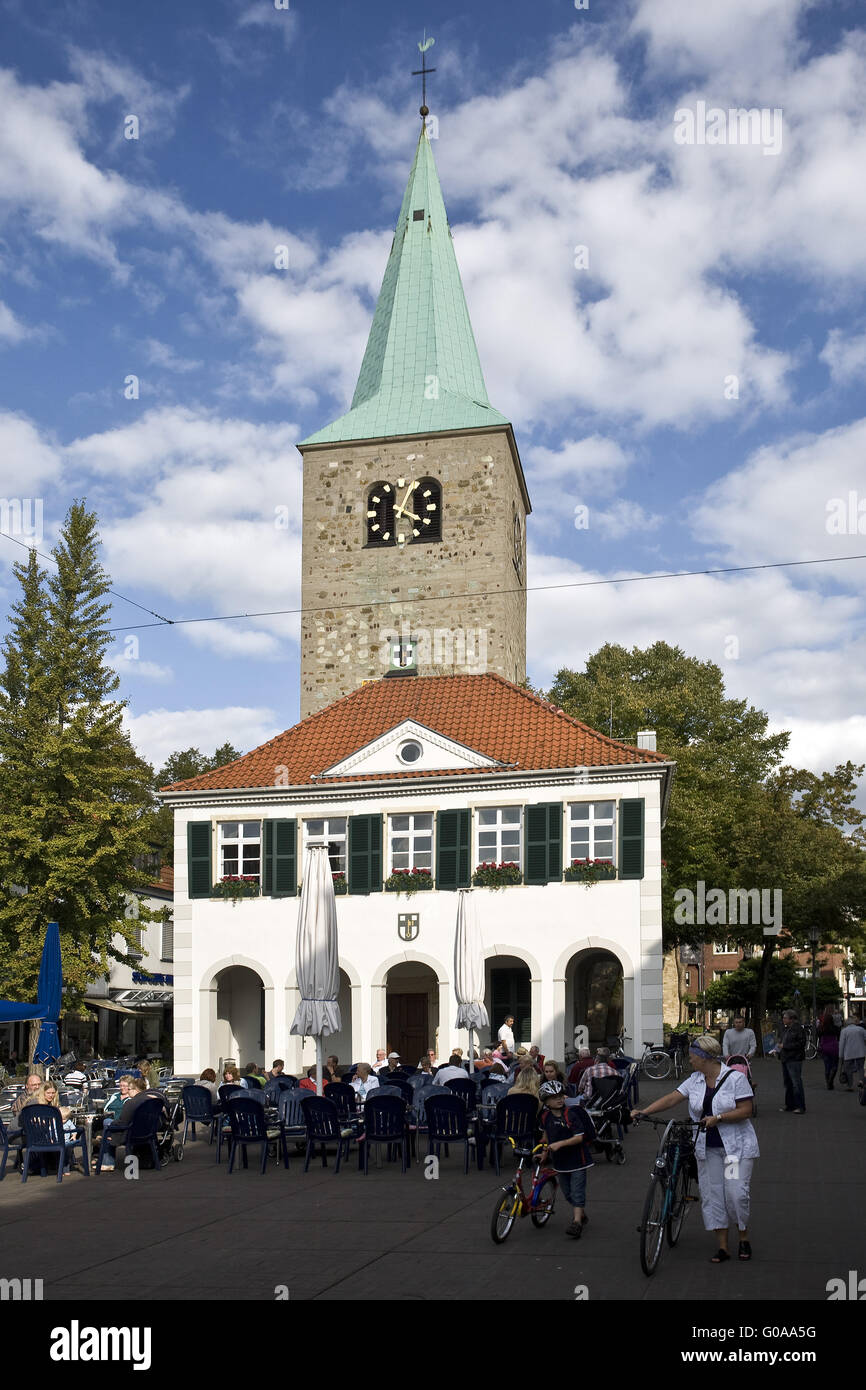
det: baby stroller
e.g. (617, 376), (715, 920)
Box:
(583, 1073), (629, 1164)
(726, 1055), (757, 1117)
(157, 1095), (184, 1165)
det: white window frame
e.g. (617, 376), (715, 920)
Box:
(567, 800), (616, 864)
(218, 820), (262, 883)
(388, 812), (434, 874)
(303, 817), (348, 876)
(160, 916), (174, 963)
(475, 805), (522, 868)
(713, 941), (735, 955)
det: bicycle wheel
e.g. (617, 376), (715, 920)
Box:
(491, 1188), (521, 1244)
(530, 1176), (557, 1227)
(666, 1165), (689, 1246)
(643, 1050), (672, 1081)
(639, 1174), (669, 1275)
(805, 1040), (817, 1061)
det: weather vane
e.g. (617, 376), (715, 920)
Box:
(412, 31), (436, 124)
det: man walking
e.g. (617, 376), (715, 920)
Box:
(774, 1010), (806, 1113)
(722, 1016), (757, 1060)
(839, 1015), (866, 1092)
(497, 1015), (516, 1052)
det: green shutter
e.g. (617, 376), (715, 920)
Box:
(524, 803), (562, 885)
(187, 822), (212, 899)
(619, 799), (645, 879)
(436, 809), (470, 890)
(264, 820), (297, 897)
(349, 814), (382, 895)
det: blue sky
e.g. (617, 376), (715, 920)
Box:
(1, 0), (865, 783)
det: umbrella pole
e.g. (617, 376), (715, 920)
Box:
(316, 1034), (323, 1096)
(468, 1026), (474, 1074)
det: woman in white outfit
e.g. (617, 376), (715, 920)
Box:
(632, 1034), (759, 1264)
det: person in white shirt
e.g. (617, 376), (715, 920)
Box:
(497, 1017), (515, 1052)
(350, 1064), (379, 1101)
(371, 1050), (387, 1073)
(839, 1017), (866, 1090)
(632, 1034), (759, 1264)
(722, 1017), (757, 1060)
(433, 1056), (467, 1085)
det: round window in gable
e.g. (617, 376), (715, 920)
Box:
(398, 739), (423, 765)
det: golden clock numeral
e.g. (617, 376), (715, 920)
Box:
(367, 510), (377, 518)
(383, 484), (391, 492)
(426, 503), (436, 511)
(423, 518), (430, 526)
(383, 531), (391, 540)
(371, 495), (380, 504)
(412, 528), (420, 536)
(422, 489), (431, 498)
(397, 477), (405, 487)
(371, 523), (380, 532)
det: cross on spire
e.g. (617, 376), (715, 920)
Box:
(412, 32), (436, 123)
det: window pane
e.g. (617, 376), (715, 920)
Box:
(392, 837), (409, 854)
(570, 804), (589, 821)
(478, 809), (497, 826)
(242, 822), (260, 839)
(393, 852), (409, 870)
(306, 820), (324, 837)
(595, 836), (614, 857)
(221, 822), (238, 839)
(415, 837), (432, 858)
(223, 854), (238, 875)
(595, 802), (614, 819)
(478, 832), (497, 850)
(392, 815), (410, 832)
(415, 852), (432, 869)
(328, 818), (346, 835)
(501, 830), (520, 846)
(502, 807), (520, 824)
(414, 814), (433, 830)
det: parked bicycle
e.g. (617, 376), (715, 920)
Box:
(635, 1115), (701, 1275)
(490, 1140), (557, 1244)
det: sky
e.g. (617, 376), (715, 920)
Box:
(1, 0), (864, 788)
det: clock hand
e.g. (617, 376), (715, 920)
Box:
(394, 482), (418, 518)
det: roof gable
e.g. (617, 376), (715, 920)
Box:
(320, 718), (506, 779)
(160, 674), (670, 795)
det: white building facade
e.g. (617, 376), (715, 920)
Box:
(162, 676), (674, 1074)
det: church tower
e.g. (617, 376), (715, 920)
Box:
(298, 116), (530, 718)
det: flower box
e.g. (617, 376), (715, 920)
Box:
(385, 868), (434, 895)
(332, 873), (348, 896)
(563, 859), (617, 884)
(212, 875), (260, 904)
(471, 861), (522, 889)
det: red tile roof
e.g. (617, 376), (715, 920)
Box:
(160, 674), (670, 792)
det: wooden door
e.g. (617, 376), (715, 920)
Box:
(386, 992), (428, 1065)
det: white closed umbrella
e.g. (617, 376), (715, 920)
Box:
(290, 845), (341, 1095)
(454, 889), (489, 1075)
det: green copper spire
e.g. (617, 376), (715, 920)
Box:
(299, 126), (510, 446)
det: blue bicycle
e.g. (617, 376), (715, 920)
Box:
(636, 1116), (701, 1275)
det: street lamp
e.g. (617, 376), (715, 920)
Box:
(809, 925), (820, 1029)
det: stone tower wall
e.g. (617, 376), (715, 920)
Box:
(299, 427), (528, 717)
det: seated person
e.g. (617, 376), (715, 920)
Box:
(541, 1060), (566, 1086)
(577, 1047), (619, 1098)
(222, 1065), (242, 1088)
(136, 1058), (160, 1092)
(325, 1055), (341, 1084)
(350, 1064), (379, 1100)
(11, 1074), (42, 1115)
(492, 1042), (513, 1067)
(485, 1061), (509, 1084)
(528, 1044), (545, 1072)
(371, 1050), (388, 1074)
(507, 1064), (541, 1100)
(567, 1048), (594, 1087)
(38, 1083), (82, 1170)
(268, 1059), (286, 1080)
(196, 1069), (221, 1105)
(416, 1057), (436, 1081)
(474, 1049), (495, 1071)
(299, 1066), (320, 1093)
(99, 1077), (155, 1168)
(381, 1052), (407, 1079)
(433, 1055), (468, 1085)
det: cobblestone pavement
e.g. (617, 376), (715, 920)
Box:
(0, 1060), (861, 1301)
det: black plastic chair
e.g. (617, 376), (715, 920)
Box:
(358, 1094), (408, 1174)
(445, 1078), (478, 1115)
(96, 1098), (165, 1173)
(216, 1087), (247, 1162)
(324, 1081), (359, 1125)
(0, 1111), (23, 1180)
(20, 1106), (90, 1183)
(488, 1094), (540, 1176)
(181, 1085), (220, 1146)
(225, 1096), (288, 1174)
(300, 1096), (354, 1173)
(424, 1092), (480, 1174)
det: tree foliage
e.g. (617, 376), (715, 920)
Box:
(0, 504), (155, 1003)
(702, 955), (842, 1016)
(147, 743), (244, 865)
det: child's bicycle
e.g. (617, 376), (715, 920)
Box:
(490, 1140), (557, 1244)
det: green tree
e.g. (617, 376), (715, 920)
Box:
(702, 955), (841, 1017)
(548, 643), (866, 1043)
(0, 503), (155, 1016)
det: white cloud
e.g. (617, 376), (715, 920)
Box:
(592, 500), (663, 540)
(820, 329), (866, 384)
(631, 0), (813, 83)
(0, 411), (63, 498)
(0, 300), (29, 343)
(772, 714), (866, 781)
(108, 649), (173, 682)
(143, 339), (202, 373)
(124, 705), (282, 771)
(691, 417), (866, 567)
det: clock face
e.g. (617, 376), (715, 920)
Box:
(366, 477), (441, 546)
(513, 510), (524, 577)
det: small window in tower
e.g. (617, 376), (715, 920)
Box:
(410, 477), (442, 544)
(366, 481), (395, 547)
(413, 209), (425, 221)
